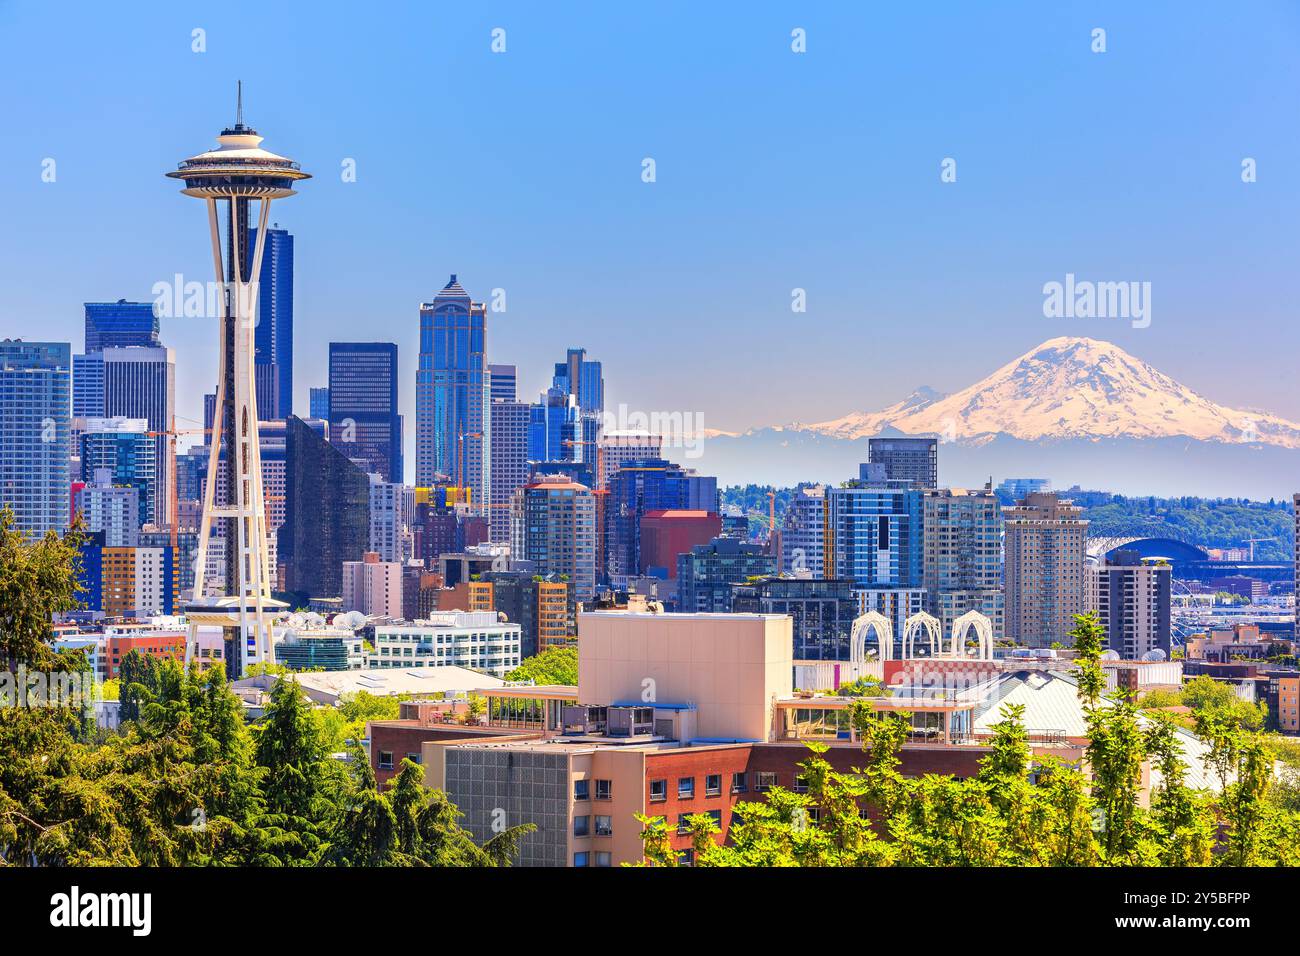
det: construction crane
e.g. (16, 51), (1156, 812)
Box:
(1245, 537), (1276, 561)
(146, 418), (208, 549)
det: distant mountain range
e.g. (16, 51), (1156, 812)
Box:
(686, 337), (1300, 499)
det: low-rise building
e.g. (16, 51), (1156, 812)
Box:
(371, 610), (522, 677)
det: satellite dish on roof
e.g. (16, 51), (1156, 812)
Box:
(337, 610), (368, 631)
(1141, 649), (1168, 662)
(1100, 650), (1121, 661)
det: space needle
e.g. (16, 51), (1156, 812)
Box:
(166, 85), (310, 676)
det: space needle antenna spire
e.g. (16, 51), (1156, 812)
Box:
(166, 87), (311, 677)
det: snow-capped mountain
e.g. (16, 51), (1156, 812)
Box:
(678, 337), (1300, 498)
(803, 337), (1300, 448)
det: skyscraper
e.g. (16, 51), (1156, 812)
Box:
(100, 346), (174, 527)
(825, 474), (924, 591)
(84, 300), (160, 353)
(604, 458), (718, 584)
(596, 431), (662, 490)
(923, 485), (1005, 642)
(279, 415), (370, 600)
(510, 475), (597, 602)
(328, 342), (402, 482)
(79, 417), (157, 528)
(417, 276), (489, 507)
(308, 386), (330, 420)
(78, 468), (140, 547)
(489, 396), (530, 545)
(248, 225), (294, 419)
(1087, 549), (1171, 659)
(553, 347), (604, 417)
(0, 341), (71, 537)
(867, 437), (938, 489)
(780, 484), (826, 576)
(489, 363), (517, 402)
(1004, 492), (1088, 647)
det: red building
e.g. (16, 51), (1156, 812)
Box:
(104, 633), (185, 680)
(639, 509), (721, 578)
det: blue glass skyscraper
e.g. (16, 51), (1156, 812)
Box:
(248, 226), (293, 419)
(0, 341), (71, 536)
(416, 276), (489, 505)
(84, 300), (160, 353)
(328, 342), (402, 482)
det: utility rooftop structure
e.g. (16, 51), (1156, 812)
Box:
(167, 85), (310, 677)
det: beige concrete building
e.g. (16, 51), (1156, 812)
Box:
(576, 610), (793, 742)
(1003, 492), (1088, 647)
(342, 551), (403, 618)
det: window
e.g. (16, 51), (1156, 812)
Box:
(595, 815), (612, 837)
(594, 851), (612, 867)
(731, 772), (748, 793)
(406, 753), (421, 765)
(378, 751), (394, 770)
(677, 814), (691, 835)
(794, 774), (809, 793)
(573, 779), (590, 801)
(678, 848), (694, 866)
(573, 852), (589, 867)
(707, 809), (722, 826)
(649, 779), (667, 802)
(678, 776), (695, 798)
(573, 815), (590, 837)
(755, 771), (777, 792)
(595, 779), (612, 800)
(705, 773), (722, 796)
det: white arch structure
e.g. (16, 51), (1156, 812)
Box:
(901, 611), (941, 659)
(849, 610), (894, 663)
(948, 609), (995, 660)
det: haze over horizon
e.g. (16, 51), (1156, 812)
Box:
(2, 0), (1298, 481)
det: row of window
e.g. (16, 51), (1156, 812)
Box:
(649, 771), (781, 801)
(572, 814), (613, 837)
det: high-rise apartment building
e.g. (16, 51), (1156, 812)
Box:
(597, 431), (663, 490)
(676, 538), (776, 613)
(78, 468), (140, 547)
(248, 226), (294, 419)
(510, 475), (597, 602)
(343, 552), (405, 619)
(780, 485), (826, 576)
(329, 342), (402, 482)
(417, 276), (489, 507)
(1004, 492), (1088, 647)
(730, 576), (857, 660)
(1087, 549), (1171, 659)
(489, 396), (530, 544)
(80, 417), (157, 528)
(923, 485), (1005, 642)
(99, 346), (174, 528)
(0, 341), (71, 537)
(825, 474), (924, 591)
(367, 476), (410, 562)
(867, 437), (938, 489)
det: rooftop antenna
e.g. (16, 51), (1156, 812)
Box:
(236, 80), (243, 127)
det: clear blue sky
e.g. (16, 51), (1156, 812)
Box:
(2, 0), (1297, 482)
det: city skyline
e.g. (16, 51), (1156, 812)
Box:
(3, 0), (1298, 487)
